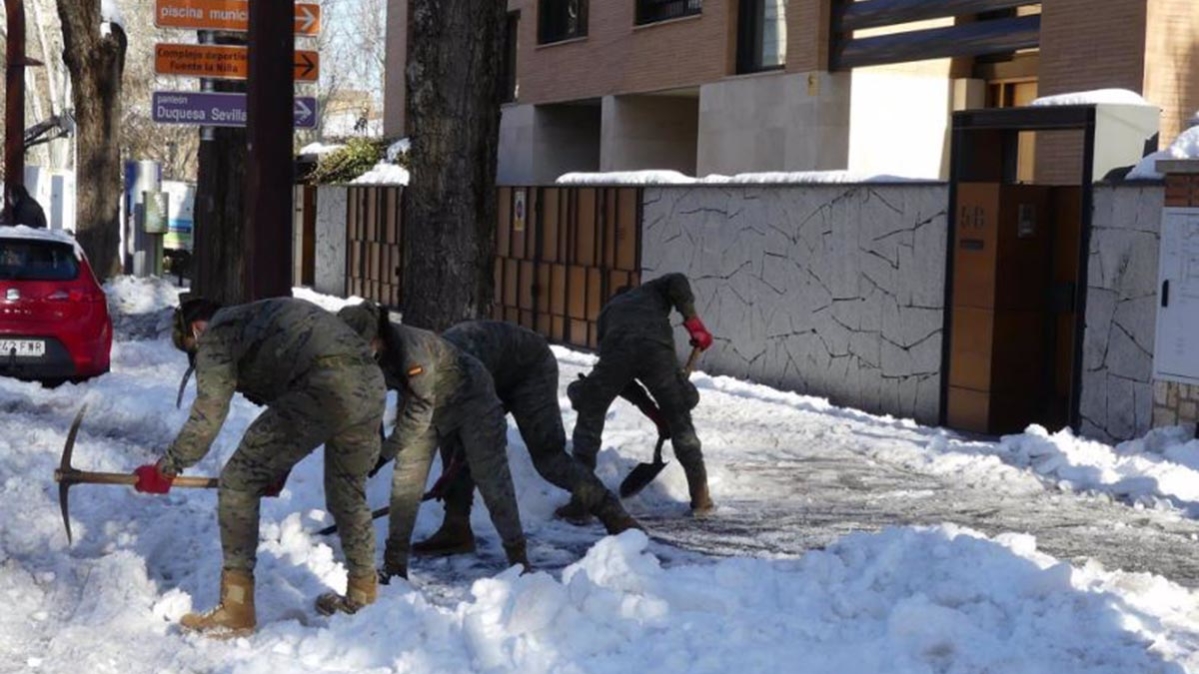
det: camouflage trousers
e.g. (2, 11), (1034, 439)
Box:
(384, 366), (524, 571)
(218, 359), (384, 576)
(439, 352), (612, 517)
(569, 337), (706, 485)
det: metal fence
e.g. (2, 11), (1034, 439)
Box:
(494, 186), (642, 350)
(336, 185), (644, 351)
(345, 185), (403, 306)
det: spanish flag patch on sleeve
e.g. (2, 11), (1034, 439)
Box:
(407, 365), (424, 377)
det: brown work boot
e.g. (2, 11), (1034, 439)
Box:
(377, 562), (407, 586)
(412, 516), (476, 557)
(180, 569), (256, 638)
(594, 494), (644, 535)
(503, 539), (531, 573)
(315, 571), (377, 616)
(553, 495), (593, 525)
(689, 482), (715, 516)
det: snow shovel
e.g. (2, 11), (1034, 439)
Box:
(54, 404), (219, 544)
(618, 346), (702, 499)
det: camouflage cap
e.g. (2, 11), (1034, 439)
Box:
(337, 301), (383, 342)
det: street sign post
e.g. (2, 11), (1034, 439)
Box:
(154, 0), (321, 36)
(155, 44), (319, 82)
(152, 91), (317, 129)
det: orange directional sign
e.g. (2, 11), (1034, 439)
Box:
(155, 44), (320, 82)
(154, 0), (321, 36)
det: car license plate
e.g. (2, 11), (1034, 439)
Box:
(0, 339), (45, 358)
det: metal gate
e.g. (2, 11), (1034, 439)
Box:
(345, 186), (403, 306)
(494, 186), (643, 350)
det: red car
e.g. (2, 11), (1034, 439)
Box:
(0, 226), (112, 382)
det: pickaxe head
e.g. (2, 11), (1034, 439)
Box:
(53, 403), (88, 545)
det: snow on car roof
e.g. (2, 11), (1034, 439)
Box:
(0, 225), (86, 259)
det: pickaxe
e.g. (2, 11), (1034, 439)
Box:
(53, 404), (219, 544)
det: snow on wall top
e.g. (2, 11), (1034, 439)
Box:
(555, 169), (938, 186)
(1127, 126), (1199, 180)
(1030, 88), (1156, 108)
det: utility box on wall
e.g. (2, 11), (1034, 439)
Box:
(1153, 208), (1199, 386)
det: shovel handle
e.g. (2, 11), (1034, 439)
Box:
(684, 346), (701, 375)
(55, 469), (219, 489)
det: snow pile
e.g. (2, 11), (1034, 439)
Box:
(386, 137), (411, 163)
(1030, 89), (1156, 107)
(995, 425), (1199, 512)
(556, 170), (934, 186)
(352, 162), (410, 186)
(299, 142), (346, 156)
(1127, 125), (1199, 180)
(350, 137), (410, 185)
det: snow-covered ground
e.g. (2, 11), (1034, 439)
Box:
(3, 277), (1199, 673)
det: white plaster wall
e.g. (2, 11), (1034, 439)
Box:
(697, 72), (852, 176)
(1079, 184), (1164, 442)
(642, 184), (949, 424)
(601, 95), (698, 174)
(314, 186), (348, 297)
(848, 69), (953, 180)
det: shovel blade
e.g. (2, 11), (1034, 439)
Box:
(619, 459), (668, 498)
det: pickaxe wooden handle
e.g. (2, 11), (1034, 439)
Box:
(53, 404), (218, 544)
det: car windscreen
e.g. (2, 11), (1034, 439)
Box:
(0, 239), (80, 281)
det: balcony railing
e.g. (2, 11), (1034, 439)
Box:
(635, 0), (702, 26)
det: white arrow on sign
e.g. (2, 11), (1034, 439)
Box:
(297, 4), (318, 34)
(294, 98), (313, 124)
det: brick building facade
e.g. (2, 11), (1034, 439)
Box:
(383, 0), (1199, 185)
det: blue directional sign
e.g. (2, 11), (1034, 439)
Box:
(152, 91), (318, 129)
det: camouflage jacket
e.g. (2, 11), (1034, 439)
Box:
(597, 272), (698, 350)
(377, 322), (481, 463)
(163, 298), (374, 473)
(442, 320), (551, 397)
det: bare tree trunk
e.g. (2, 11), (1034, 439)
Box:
(401, 0), (505, 331)
(56, 0), (125, 279)
(192, 35), (249, 305)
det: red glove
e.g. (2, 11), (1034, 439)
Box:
(133, 463), (172, 494)
(684, 316), (713, 351)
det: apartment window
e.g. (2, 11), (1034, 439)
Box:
(736, 0), (786, 73)
(635, 0), (702, 26)
(501, 12), (519, 102)
(539, 0), (587, 44)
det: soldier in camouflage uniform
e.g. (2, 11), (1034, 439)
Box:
(410, 320), (641, 556)
(565, 273), (716, 515)
(132, 297), (386, 638)
(336, 302), (527, 582)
